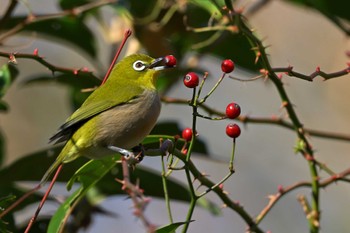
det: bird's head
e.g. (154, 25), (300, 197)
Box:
(108, 54), (176, 90)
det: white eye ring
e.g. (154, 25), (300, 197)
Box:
(133, 60), (146, 71)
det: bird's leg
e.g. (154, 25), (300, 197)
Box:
(108, 146), (140, 166)
(132, 144), (145, 162)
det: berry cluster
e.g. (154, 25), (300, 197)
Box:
(181, 58), (242, 141)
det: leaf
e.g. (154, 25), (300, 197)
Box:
(0, 195), (17, 233)
(156, 221), (193, 233)
(285, 0), (350, 21)
(0, 194), (16, 210)
(48, 155), (120, 233)
(0, 145), (88, 184)
(0, 100), (8, 112)
(197, 197), (221, 216)
(22, 73), (100, 109)
(0, 219), (11, 233)
(225, 0), (234, 11)
(5, 16), (97, 57)
(22, 73), (100, 88)
(59, 0), (92, 10)
(284, 0), (350, 35)
(0, 64), (18, 98)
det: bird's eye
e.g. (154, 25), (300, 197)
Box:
(133, 60), (146, 71)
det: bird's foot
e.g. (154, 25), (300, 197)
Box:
(108, 146), (141, 166)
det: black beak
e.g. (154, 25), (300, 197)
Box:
(148, 57), (165, 70)
(148, 57), (176, 71)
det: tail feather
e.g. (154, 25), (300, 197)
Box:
(40, 158), (63, 186)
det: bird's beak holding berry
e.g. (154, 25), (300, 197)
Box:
(148, 55), (177, 71)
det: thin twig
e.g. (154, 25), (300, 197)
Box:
(0, 0), (117, 43)
(255, 167), (350, 224)
(272, 66), (350, 81)
(161, 96), (350, 142)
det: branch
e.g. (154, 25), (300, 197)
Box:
(271, 66), (350, 81)
(0, 0), (18, 29)
(117, 158), (156, 233)
(0, 0), (117, 43)
(146, 146), (264, 233)
(255, 167), (350, 224)
(161, 96), (350, 142)
(0, 50), (99, 79)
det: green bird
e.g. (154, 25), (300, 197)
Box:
(41, 53), (175, 184)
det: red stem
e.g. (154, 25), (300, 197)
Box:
(101, 29), (132, 85)
(24, 164), (63, 233)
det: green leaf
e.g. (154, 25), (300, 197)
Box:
(225, 0), (234, 11)
(284, 0), (350, 35)
(285, 0), (350, 21)
(0, 64), (18, 98)
(5, 16), (97, 57)
(0, 100), (8, 112)
(22, 73), (100, 110)
(189, 0), (222, 18)
(0, 219), (11, 233)
(0, 194), (16, 210)
(22, 73), (100, 88)
(0, 145), (88, 184)
(0, 195), (17, 233)
(156, 221), (193, 233)
(197, 197), (221, 216)
(59, 0), (92, 10)
(48, 155), (120, 233)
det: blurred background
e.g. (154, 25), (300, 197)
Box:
(0, 0), (349, 232)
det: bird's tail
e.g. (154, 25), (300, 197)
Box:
(40, 157), (63, 186)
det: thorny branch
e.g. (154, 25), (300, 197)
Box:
(0, 0), (117, 43)
(271, 66), (350, 81)
(161, 96), (350, 142)
(255, 167), (350, 224)
(0, 50), (98, 79)
(117, 158), (156, 233)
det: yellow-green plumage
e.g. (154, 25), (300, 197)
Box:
(41, 54), (169, 184)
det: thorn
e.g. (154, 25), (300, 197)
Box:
(8, 53), (17, 64)
(228, 25), (238, 32)
(277, 73), (283, 79)
(281, 101), (289, 107)
(305, 153), (314, 161)
(277, 185), (284, 193)
(259, 69), (268, 76)
(331, 174), (339, 181)
(33, 48), (39, 56)
(315, 66), (320, 72)
(255, 51), (261, 64)
(73, 69), (79, 75)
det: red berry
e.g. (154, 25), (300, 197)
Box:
(183, 72), (199, 88)
(182, 128), (193, 141)
(221, 59), (235, 73)
(226, 124), (241, 138)
(225, 102), (241, 119)
(165, 55), (177, 67)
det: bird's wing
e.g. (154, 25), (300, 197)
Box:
(49, 85), (144, 144)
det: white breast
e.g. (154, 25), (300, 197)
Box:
(94, 89), (161, 153)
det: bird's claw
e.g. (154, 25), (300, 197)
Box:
(108, 146), (141, 166)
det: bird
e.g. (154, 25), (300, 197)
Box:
(42, 53), (175, 184)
